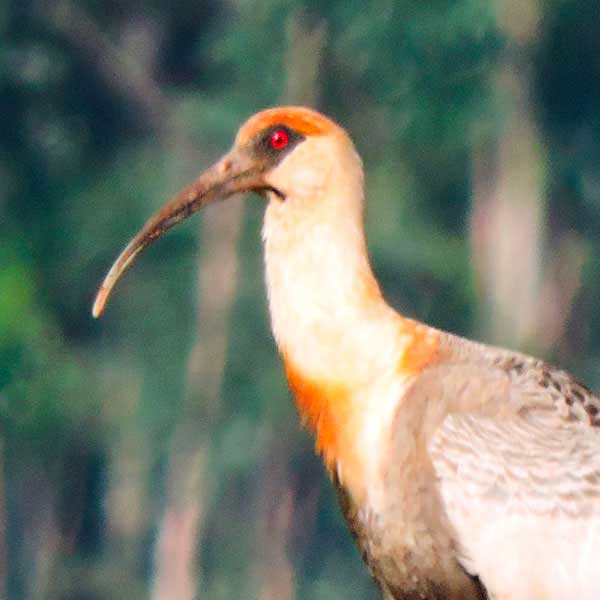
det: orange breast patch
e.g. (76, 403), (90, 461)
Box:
(283, 358), (355, 473)
(281, 321), (440, 480)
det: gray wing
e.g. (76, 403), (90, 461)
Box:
(423, 350), (600, 600)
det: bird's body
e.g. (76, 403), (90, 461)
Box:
(94, 107), (600, 599)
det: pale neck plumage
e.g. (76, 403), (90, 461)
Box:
(262, 145), (400, 386)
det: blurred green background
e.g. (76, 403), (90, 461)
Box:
(2, 0), (600, 598)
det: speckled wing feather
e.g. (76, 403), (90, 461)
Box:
(420, 338), (600, 600)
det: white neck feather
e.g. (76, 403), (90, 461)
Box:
(261, 138), (400, 384)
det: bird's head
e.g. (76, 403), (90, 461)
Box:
(92, 106), (363, 318)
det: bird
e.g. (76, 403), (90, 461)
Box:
(93, 107), (600, 600)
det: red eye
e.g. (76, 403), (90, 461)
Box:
(270, 128), (289, 150)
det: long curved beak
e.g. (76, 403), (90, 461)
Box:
(92, 146), (264, 318)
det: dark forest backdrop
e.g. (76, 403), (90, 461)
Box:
(2, 0), (600, 598)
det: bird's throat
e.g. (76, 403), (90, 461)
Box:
(263, 195), (389, 384)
